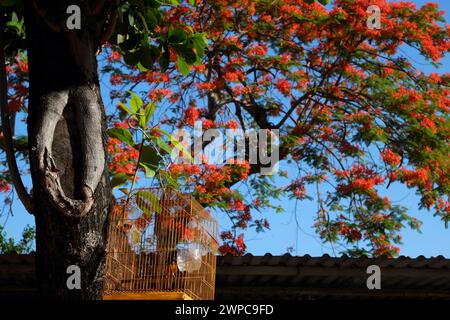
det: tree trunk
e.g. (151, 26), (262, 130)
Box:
(24, 3), (111, 299)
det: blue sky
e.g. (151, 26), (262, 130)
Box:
(2, 0), (449, 258)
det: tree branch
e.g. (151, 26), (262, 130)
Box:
(31, 0), (62, 33)
(97, 0), (119, 45)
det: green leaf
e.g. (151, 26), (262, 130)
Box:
(139, 163), (156, 178)
(168, 27), (187, 44)
(120, 33), (142, 51)
(129, 0), (145, 10)
(136, 190), (162, 217)
(6, 12), (24, 35)
(147, 0), (161, 8)
(111, 173), (129, 189)
(162, 0), (180, 6)
(145, 8), (159, 30)
(140, 102), (156, 127)
(0, 0), (16, 7)
(138, 45), (161, 69)
(128, 91), (143, 112)
(159, 47), (170, 71)
(177, 55), (190, 75)
(190, 33), (207, 58)
(153, 137), (172, 155)
(155, 128), (193, 162)
(136, 62), (148, 72)
(116, 34), (126, 45)
(117, 102), (134, 116)
(140, 145), (160, 168)
(123, 50), (140, 66)
(128, 12), (136, 27)
(176, 46), (197, 64)
(107, 127), (135, 146)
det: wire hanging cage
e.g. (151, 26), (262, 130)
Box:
(103, 187), (219, 300)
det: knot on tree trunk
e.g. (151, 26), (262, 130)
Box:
(34, 85), (105, 219)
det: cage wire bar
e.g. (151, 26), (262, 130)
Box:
(103, 188), (218, 300)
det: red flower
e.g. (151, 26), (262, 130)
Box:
(248, 44), (268, 56)
(420, 117), (437, 134)
(275, 78), (291, 96)
(223, 70), (244, 82)
(202, 119), (216, 129)
(235, 234), (246, 252)
(108, 51), (121, 62)
(17, 60), (28, 74)
(0, 180), (10, 193)
(8, 98), (21, 112)
(185, 107), (200, 126)
(226, 120), (239, 130)
(110, 74), (123, 86)
(381, 149), (401, 166)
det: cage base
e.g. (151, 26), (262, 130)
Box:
(103, 291), (194, 300)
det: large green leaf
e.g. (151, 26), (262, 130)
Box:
(117, 102), (135, 116)
(138, 45), (161, 69)
(176, 45), (197, 64)
(136, 190), (162, 219)
(144, 102), (156, 125)
(159, 46), (170, 71)
(119, 33), (141, 51)
(153, 137), (172, 155)
(177, 55), (190, 75)
(139, 102), (156, 128)
(107, 127), (135, 146)
(123, 50), (140, 66)
(129, 91), (143, 112)
(140, 145), (160, 167)
(144, 9), (158, 30)
(168, 27), (187, 44)
(190, 32), (207, 58)
(139, 163), (156, 178)
(155, 128), (193, 162)
(111, 173), (130, 189)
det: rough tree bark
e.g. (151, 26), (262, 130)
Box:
(24, 2), (114, 299)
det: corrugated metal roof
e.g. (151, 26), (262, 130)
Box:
(0, 253), (37, 300)
(1, 253), (450, 300)
(216, 253), (450, 300)
(217, 253), (450, 269)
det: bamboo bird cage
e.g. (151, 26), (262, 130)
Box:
(103, 188), (218, 300)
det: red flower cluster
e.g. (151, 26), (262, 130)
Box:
(337, 222), (362, 242)
(0, 180), (11, 193)
(184, 107), (200, 126)
(275, 78), (291, 96)
(336, 164), (384, 195)
(107, 51), (121, 62)
(397, 167), (432, 191)
(381, 149), (401, 166)
(107, 135), (139, 176)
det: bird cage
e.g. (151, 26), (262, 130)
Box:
(103, 187), (218, 300)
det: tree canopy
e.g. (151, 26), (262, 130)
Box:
(2, 0), (450, 257)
